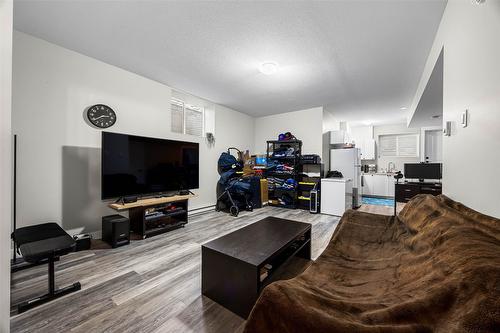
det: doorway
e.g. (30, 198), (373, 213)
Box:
(423, 129), (442, 163)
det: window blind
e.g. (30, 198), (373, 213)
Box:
(397, 134), (419, 157)
(379, 134), (419, 157)
(171, 99), (184, 134)
(379, 135), (397, 157)
(185, 106), (204, 136)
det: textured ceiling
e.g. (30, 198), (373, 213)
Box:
(14, 1), (446, 119)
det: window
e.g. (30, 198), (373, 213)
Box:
(171, 98), (205, 137)
(379, 134), (419, 157)
(185, 106), (204, 136)
(171, 99), (184, 134)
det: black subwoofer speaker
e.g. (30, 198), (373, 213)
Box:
(102, 214), (130, 248)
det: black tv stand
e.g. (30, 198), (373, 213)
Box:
(406, 181), (441, 186)
(394, 182), (442, 215)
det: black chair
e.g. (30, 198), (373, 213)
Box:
(11, 222), (81, 313)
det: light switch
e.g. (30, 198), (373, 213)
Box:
(461, 109), (468, 128)
(443, 121), (451, 136)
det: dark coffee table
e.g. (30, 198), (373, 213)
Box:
(201, 216), (311, 318)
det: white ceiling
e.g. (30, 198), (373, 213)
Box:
(13, 1), (446, 119)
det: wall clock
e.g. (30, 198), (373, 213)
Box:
(87, 104), (116, 128)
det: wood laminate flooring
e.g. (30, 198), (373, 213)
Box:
(10, 207), (340, 333)
(357, 202), (405, 215)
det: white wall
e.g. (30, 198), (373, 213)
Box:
(254, 107), (323, 156)
(12, 31), (254, 234)
(409, 0), (500, 217)
(0, 1), (13, 331)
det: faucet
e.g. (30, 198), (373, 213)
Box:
(387, 162), (396, 173)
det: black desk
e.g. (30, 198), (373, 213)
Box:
(202, 217), (311, 318)
(394, 182), (442, 215)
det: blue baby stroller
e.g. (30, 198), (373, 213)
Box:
(216, 148), (254, 217)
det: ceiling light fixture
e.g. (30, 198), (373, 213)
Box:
(400, 107), (408, 111)
(259, 62), (279, 75)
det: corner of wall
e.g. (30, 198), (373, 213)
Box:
(0, 1), (13, 331)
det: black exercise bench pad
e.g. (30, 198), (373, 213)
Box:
(11, 222), (81, 313)
(12, 223), (75, 263)
(20, 235), (75, 263)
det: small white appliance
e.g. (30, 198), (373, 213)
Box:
(330, 148), (362, 208)
(320, 178), (353, 216)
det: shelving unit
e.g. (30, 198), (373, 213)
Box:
(297, 163), (323, 210)
(265, 140), (302, 209)
(258, 229), (311, 289)
(109, 195), (194, 239)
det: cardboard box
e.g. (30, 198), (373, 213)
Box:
(260, 179), (269, 205)
(241, 150), (255, 176)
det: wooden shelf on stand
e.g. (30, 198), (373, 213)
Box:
(108, 194), (195, 211)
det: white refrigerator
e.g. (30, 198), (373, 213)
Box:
(330, 148), (362, 208)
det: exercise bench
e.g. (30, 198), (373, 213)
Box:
(11, 222), (81, 313)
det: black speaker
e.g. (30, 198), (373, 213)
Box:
(102, 214), (130, 248)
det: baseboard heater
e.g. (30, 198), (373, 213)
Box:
(188, 205), (216, 216)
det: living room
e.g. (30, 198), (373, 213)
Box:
(1, 1), (499, 333)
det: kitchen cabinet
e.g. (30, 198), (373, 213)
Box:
(350, 126), (375, 160)
(362, 174), (374, 195)
(362, 174), (396, 198)
(387, 176), (395, 197)
(361, 139), (376, 160)
(330, 130), (347, 144)
(373, 174), (387, 196)
(363, 174), (385, 196)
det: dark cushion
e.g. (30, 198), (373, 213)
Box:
(20, 235), (75, 263)
(12, 223), (75, 263)
(12, 222), (67, 245)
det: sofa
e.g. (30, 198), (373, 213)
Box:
(244, 194), (500, 333)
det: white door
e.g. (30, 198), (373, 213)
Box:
(424, 130), (443, 163)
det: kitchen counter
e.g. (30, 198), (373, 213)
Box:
(362, 172), (398, 176)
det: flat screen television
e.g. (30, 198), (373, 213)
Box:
(404, 163), (442, 181)
(102, 132), (199, 199)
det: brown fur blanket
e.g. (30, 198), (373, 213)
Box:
(244, 195), (500, 333)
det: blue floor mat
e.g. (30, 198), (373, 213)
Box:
(362, 196), (394, 207)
